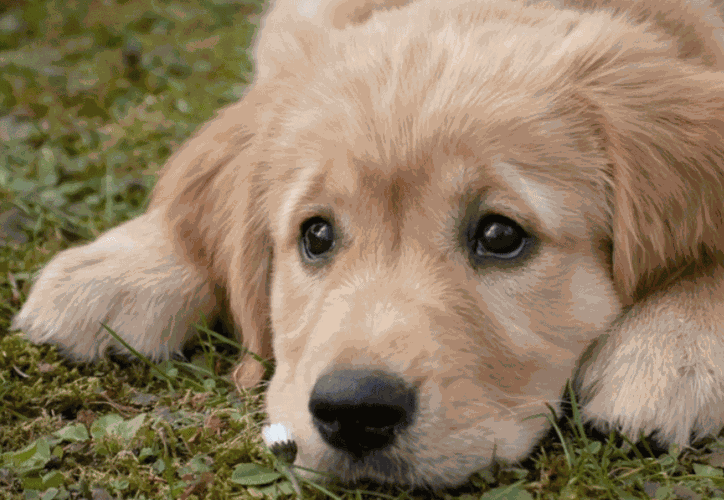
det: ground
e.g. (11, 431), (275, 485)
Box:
(2, 1), (724, 499)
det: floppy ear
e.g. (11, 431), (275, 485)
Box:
(151, 93), (275, 389)
(579, 59), (724, 300)
(573, 56), (724, 445)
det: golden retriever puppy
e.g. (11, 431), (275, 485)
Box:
(13, 0), (724, 488)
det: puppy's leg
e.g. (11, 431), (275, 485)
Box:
(576, 265), (724, 446)
(12, 208), (220, 361)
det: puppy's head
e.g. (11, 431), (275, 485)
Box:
(160, 0), (724, 488)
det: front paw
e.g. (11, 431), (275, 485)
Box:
(577, 304), (724, 446)
(13, 212), (219, 362)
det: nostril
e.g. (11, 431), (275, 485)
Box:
(314, 404), (406, 431)
(309, 368), (417, 458)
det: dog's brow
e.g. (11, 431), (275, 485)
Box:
(296, 0), (323, 18)
(489, 161), (564, 238)
(433, 158), (483, 194)
(273, 164), (335, 245)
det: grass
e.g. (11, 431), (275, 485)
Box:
(1, 0), (724, 498)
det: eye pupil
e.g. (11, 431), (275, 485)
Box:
(472, 215), (527, 259)
(302, 218), (335, 259)
(482, 222), (520, 253)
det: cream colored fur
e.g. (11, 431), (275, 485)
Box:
(13, 0), (724, 488)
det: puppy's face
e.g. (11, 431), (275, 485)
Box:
(248, 0), (678, 487)
(263, 152), (621, 485)
(258, 47), (624, 483)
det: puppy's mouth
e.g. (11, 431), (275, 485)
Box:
(327, 445), (415, 485)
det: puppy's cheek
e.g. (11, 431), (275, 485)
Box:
(563, 262), (623, 332)
(477, 413), (551, 461)
(438, 384), (560, 463)
(265, 372), (328, 470)
(268, 267), (324, 364)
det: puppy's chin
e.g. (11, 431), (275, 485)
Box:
(267, 375), (555, 488)
(289, 420), (544, 488)
(290, 435), (483, 488)
(294, 446), (427, 487)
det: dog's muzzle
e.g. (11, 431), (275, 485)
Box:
(308, 368), (417, 459)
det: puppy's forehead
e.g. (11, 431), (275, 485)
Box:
(308, 150), (584, 243)
(269, 4), (619, 238)
(274, 122), (606, 247)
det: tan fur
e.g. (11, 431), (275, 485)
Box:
(13, 0), (724, 488)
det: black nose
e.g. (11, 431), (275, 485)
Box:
(308, 368), (417, 459)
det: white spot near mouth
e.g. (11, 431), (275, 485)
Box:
(262, 422), (295, 446)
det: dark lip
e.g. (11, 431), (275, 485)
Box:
(327, 446), (414, 485)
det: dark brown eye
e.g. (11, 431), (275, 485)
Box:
(471, 214), (528, 260)
(301, 217), (335, 260)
